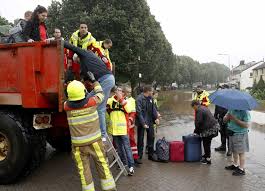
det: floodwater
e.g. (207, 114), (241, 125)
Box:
(159, 90), (265, 166)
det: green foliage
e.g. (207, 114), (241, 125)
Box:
(0, 16), (11, 26)
(256, 75), (265, 90)
(251, 76), (265, 100)
(46, 0), (230, 87)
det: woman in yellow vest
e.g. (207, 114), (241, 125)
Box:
(193, 86), (210, 107)
(94, 39), (113, 71)
(106, 87), (135, 176)
(64, 72), (116, 191)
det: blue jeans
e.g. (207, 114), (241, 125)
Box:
(91, 74), (115, 137)
(113, 135), (134, 168)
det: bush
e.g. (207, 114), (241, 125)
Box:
(251, 89), (265, 100)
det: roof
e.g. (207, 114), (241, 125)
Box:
(253, 62), (265, 70)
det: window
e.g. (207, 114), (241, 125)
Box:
(250, 72), (253, 77)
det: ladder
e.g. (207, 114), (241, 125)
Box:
(105, 135), (128, 182)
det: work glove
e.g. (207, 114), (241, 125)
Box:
(85, 71), (96, 83)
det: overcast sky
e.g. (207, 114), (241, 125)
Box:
(1, 0), (264, 68)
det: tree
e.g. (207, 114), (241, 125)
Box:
(46, 0), (177, 89)
(256, 75), (265, 90)
(0, 16), (10, 25)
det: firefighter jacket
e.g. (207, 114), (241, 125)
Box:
(94, 41), (113, 71)
(64, 82), (104, 146)
(194, 90), (210, 107)
(106, 96), (132, 136)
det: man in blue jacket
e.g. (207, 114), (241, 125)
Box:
(136, 85), (159, 162)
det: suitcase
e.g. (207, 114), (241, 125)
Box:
(182, 135), (202, 162)
(170, 141), (184, 162)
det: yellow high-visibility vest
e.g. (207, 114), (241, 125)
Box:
(70, 30), (97, 50)
(193, 90), (210, 107)
(107, 96), (130, 136)
(96, 41), (113, 71)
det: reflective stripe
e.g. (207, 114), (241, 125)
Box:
(82, 182), (95, 191)
(132, 151), (138, 154)
(73, 147), (87, 186)
(100, 178), (116, 191)
(116, 122), (127, 127)
(92, 142), (112, 179)
(68, 112), (98, 125)
(71, 130), (101, 144)
(131, 146), (137, 149)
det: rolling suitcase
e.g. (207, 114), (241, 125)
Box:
(170, 141), (184, 162)
(182, 134), (202, 162)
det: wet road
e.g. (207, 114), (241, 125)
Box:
(1, 91), (265, 191)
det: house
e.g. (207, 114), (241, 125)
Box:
(240, 61), (264, 90)
(253, 62), (265, 84)
(228, 61), (264, 90)
(229, 61), (256, 88)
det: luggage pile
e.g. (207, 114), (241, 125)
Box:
(156, 134), (202, 163)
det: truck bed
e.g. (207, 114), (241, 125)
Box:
(0, 41), (65, 111)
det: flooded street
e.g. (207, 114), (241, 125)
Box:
(1, 90), (265, 191)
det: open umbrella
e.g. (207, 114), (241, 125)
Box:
(209, 89), (258, 110)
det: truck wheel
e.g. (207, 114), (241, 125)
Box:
(22, 115), (47, 177)
(0, 113), (29, 184)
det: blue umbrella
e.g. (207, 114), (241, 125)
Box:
(209, 89), (258, 110)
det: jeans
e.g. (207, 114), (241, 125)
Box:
(88, 74), (115, 137)
(113, 135), (134, 168)
(202, 136), (213, 158)
(137, 125), (155, 158)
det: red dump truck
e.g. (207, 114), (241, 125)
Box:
(0, 41), (71, 184)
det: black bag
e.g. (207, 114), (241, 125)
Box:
(155, 137), (169, 162)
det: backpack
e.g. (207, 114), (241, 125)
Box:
(8, 19), (26, 43)
(155, 137), (170, 162)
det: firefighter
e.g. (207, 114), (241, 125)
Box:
(122, 85), (142, 165)
(69, 23), (111, 71)
(64, 72), (116, 191)
(106, 87), (135, 176)
(193, 85), (210, 107)
(94, 39), (113, 71)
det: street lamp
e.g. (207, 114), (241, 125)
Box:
(138, 56), (141, 89)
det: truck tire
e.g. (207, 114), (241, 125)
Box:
(21, 114), (47, 177)
(0, 113), (29, 184)
(0, 111), (47, 184)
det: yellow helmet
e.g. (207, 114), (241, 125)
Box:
(67, 80), (86, 101)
